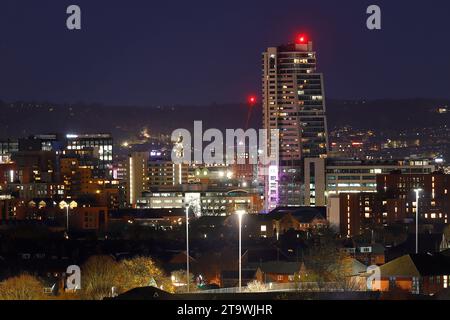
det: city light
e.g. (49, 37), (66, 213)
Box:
(1, 3), (449, 304)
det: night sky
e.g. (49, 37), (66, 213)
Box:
(0, 0), (449, 106)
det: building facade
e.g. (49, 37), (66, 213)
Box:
(126, 152), (149, 207)
(148, 160), (189, 187)
(137, 189), (262, 216)
(304, 158), (435, 207)
(331, 172), (449, 237)
(65, 134), (113, 174)
(262, 35), (328, 209)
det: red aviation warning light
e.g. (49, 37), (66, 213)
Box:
(245, 95), (257, 129)
(296, 34), (308, 44)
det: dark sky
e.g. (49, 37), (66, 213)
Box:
(0, 0), (449, 106)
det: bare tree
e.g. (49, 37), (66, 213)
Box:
(300, 229), (361, 291)
(0, 274), (45, 300)
(245, 280), (268, 292)
(80, 255), (124, 300)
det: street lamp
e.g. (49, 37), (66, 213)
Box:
(59, 200), (77, 236)
(414, 189), (422, 254)
(185, 204), (190, 293)
(59, 201), (70, 232)
(236, 209), (247, 292)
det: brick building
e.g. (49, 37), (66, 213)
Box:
(334, 172), (449, 237)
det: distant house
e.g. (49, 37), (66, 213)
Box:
(220, 269), (261, 288)
(244, 247), (291, 264)
(251, 261), (302, 283)
(342, 241), (385, 265)
(166, 251), (197, 273)
(270, 207), (327, 234)
(232, 206), (327, 239)
(251, 258), (368, 290)
(374, 253), (450, 295)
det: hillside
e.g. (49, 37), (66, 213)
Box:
(0, 99), (448, 140)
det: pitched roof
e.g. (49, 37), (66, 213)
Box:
(379, 255), (420, 277)
(253, 261), (302, 275)
(245, 247), (290, 263)
(345, 258), (368, 276)
(221, 269), (257, 279)
(379, 253), (450, 277)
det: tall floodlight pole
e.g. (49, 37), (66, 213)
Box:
(414, 189), (422, 254)
(185, 204), (190, 293)
(236, 210), (246, 292)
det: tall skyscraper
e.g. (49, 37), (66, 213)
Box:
(262, 35), (328, 209)
(126, 152), (149, 207)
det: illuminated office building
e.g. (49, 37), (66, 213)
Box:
(304, 158), (436, 207)
(0, 139), (18, 163)
(65, 133), (113, 173)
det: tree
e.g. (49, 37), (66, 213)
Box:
(245, 280), (268, 293)
(80, 255), (124, 300)
(294, 267), (322, 291)
(120, 256), (174, 293)
(196, 247), (238, 286)
(332, 256), (366, 291)
(303, 243), (342, 288)
(0, 274), (45, 300)
(301, 228), (358, 290)
(382, 224), (408, 246)
(80, 255), (174, 300)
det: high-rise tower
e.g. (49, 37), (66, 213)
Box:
(262, 35), (328, 209)
(126, 151), (149, 207)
